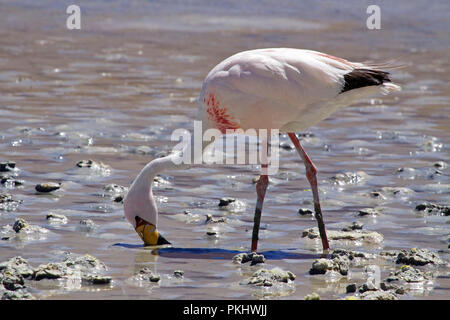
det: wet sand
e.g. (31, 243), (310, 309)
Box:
(0, 1), (449, 299)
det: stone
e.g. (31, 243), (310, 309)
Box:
(35, 182), (61, 193)
(218, 197), (235, 207)
(358, 208), (381, 216)
(396, 248), (445, 266)
(309, 257), (349, 276)
(304, 292), (320, 300)
(232, 252), (266, 266)
(415, 202), (449, 216)
(302, 227), (383, 244)
(298, 208), (313, 215)
(244, 267), (295, 287)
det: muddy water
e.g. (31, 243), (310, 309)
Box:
(0, 1), (448, 299)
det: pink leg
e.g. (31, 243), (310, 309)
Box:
(251, 168), (269, 252)
(288, 133), (330, 251)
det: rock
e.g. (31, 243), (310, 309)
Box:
(433, 161), (446, 169)
(13, 218), (30, 233)
(415, 202), (449, 216)
(346, 283), (357, 293)
(358, 290), (398, 300)
(302, 227), (383, 244)
(103, 184), (128, 194)
(46, 213), (68, 224)
(63, 253), (107, 272)
(396, 248), (445, 266)
(298, 208), (313, 215)
(0, 175), (24, 187)
(373, 187), (414, 198)
(78, 219), (96, 232)
(342, 221), (363, 231)
(153, 176), (171, 187)
(0, 161), (17, 172)
(102, 184), (128, 203)
(76, 159), (107, 168)
(76, 160), (111, 175)
(82, 275), (112, 285)
(0, 193), (22, 211)
(232, 252), (266, 266)
(330, 249), (376, 266)
(2, 290), (35, 300)
(35, 182), (61, 193)
(1, 269), (25, 291)
(309, 257), (349, 276)
(33, 262), (67, 280)
(205, 214), (227, 224)
(358, 208), (381, 216)
(304, 292), (320, 300)
(0, 257), (34, 278)
(387, 265), (433, 283)
(330, 171), (368, 185)
(173, 270), (184, 278)
(136, 268), (160, 282)
(244, 267), (295, 287)
(358, 280), (378, 293)
(279, 142), (294, 150)
(380, 282), (405, 294)
(218, 197), (235, 207)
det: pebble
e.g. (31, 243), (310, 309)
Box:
(0, 193), (22, 211)
(232, 252), (266, 266)
(0, 162), (17, 172)
(302, 227), (384, 244)
(386, 265), (432, 283)
(304, 292), (320, 300)
(82, 275), (112, 285)
(341, 221), (363, 231)
(35, 182), (62, 193)
(309, 257), (349, 276)
(218, 197), (235, 207)
(358, 208), (381, 217)
(415, 202), (449, 216)
(173, 270), (184, 278)
(346, 283), (357, 293)
(136, 268), (160, 282)
(46, 213), (68, 224)
(205, 214), (227, 224)
(396, 248), (445, 266)
(330, 171), (368, 185)
(78, 219), (97, 232)
(298, 208), (313, 215)
(243, 267), (295, 287)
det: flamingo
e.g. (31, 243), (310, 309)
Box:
(123, 48), (401, 252)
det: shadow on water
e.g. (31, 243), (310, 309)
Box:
(113, 243), (320, 260)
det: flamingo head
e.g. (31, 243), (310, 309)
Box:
(134, 216), (171, 246)
(123, 184), (171, 246)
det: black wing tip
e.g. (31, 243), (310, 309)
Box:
(340, 68), (392, 94)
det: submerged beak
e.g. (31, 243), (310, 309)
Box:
(135, 217), (171, 246)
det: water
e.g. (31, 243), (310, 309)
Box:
(0, 0), (448, 299)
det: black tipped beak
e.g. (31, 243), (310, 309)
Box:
(157, 233), (171, 245)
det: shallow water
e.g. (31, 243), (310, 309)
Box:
(0, 0), (449, 300)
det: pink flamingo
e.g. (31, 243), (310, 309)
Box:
(124, 48), (400, 252)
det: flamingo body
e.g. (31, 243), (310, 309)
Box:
(199, 48), (399, 133)
(124, 48), (401, 251)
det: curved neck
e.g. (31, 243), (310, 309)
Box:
(124, 138), (212, 228)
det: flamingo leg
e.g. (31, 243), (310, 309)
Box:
(251, 166), (269, 252)
(288, 133), (330, 251)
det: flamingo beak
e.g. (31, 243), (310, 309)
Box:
(135, 221), (171, 246)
